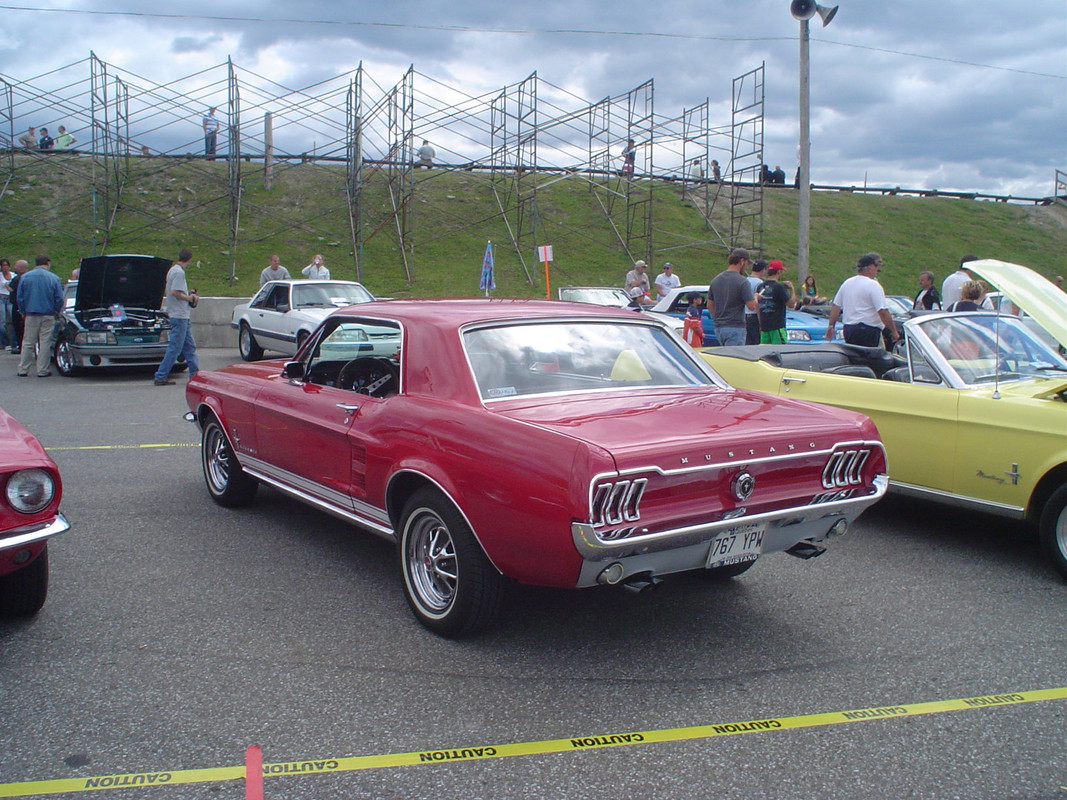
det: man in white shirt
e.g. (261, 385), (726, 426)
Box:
(654, 263), (681, 298)
(417, 140), (436, 168)
(826, 253), (900, 348)
(941, 254), (977, 308)
(202, 108), (219, 159)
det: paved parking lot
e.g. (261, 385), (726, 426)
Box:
(0, 349), (1064, 799)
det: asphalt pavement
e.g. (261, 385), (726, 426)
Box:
(0, 348), (1064, 800)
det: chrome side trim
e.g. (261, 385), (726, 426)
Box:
(240, 457), (395, 539)
(0, 512), (72, 552)
(888, 481), (1026, 520)
(572, 475), (888, 559)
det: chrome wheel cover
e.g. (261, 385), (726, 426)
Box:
(55, 341), (74, 372)
(203, 425), (232, 493)
(239, 326), (254, 357)
(404, 509), (458, 615)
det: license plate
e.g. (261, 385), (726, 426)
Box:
(706, 524), (764, 569)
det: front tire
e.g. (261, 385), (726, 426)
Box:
(201, 418), (258, 508)
(0, 545), (48, 616)
(399, 488), (506, 637)
(1038, 485), (1067, 580)
(238, 323), (263, 361)
(54, 339), (83, 377)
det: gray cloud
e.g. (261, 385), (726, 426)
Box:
(0, 0), (1062, 195)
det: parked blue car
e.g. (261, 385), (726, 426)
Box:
(646, 285), (839, 345)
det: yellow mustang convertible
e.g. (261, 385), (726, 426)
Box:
(700, 260), (1067, 580)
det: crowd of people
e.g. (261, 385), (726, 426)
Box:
(622, 249), (1062, 350)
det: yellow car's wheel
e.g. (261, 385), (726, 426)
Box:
(1038, 485), (1067, 581)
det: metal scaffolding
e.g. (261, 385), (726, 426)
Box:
(0, 53), (763, 287)
(729, 63), (766, 256)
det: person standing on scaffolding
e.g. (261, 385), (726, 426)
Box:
(202, 107), (219, 160)
(621, 139), (636, 176)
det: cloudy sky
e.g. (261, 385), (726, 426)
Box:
(1, 0), (1064, 197)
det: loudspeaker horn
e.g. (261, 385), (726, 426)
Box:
(790, 0), (839, 26)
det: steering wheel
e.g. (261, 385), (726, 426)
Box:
(337, 358), (399, 398)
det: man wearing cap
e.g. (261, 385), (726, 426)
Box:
(942, 254), (977, 308)
(744, 259), (768, 344)
(624, 260), (651, 302)
(756, 260), (791, 344)
(707, 248), (757, 347)
(826, 253), (900, 348)
(654, 262), (681, 299)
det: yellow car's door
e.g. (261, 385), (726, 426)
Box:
(777, 370), (960, 494)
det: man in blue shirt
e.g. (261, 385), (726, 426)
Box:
(16, 255), (63, 377)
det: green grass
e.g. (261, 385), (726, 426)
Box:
(2, 152), (1064, 299)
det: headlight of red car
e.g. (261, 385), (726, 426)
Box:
(5, 468), (56, 514)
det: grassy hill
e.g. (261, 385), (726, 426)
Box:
(2, 152), (1065, 299)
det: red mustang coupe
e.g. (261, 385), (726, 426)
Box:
(187, 299), (888, 637)
(0, 408), (70, 616)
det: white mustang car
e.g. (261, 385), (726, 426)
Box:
(232, 280), (376, 360)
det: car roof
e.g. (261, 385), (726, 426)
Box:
(336, 297), (657, 328)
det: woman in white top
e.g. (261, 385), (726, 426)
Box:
(0, 258), (12, 349)
(301, 254), (330, 280)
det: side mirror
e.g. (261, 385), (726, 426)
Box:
(283, 361), (305, 382)
(276, 303), (290, 313)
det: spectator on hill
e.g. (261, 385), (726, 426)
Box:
(259, 254), (291, 286)
(17, 127), (36, 149)
(203, 107), (219, 159)
(55, 125), (77, 150)
(417, 140), (436, 168)
(302, 254), (330, 280)
(38, 128), (54, 150)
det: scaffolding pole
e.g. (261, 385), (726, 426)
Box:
(227, 57), (242, 282)
(345, 65), (364, 281)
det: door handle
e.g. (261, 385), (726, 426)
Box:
(781, 376), (806, 384)
(336, 403), (360, 413)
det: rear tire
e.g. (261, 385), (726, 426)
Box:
(1038, 485), (1067, 581)
(239, 323), (263, 361)
(0, 545), (48, 616)
(398, 487), (505, 637)
(201, 418), (258, 508)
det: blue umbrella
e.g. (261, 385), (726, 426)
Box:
(479, 240), (496, 296)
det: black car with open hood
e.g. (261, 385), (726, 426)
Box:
(53, 254), (186, 376)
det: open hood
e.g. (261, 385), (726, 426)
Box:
(74, 254), (173, 312)
(967, 259), (1067, 349)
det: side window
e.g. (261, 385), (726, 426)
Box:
(266, 285), (289, 310)
(304, 319), (402, 398)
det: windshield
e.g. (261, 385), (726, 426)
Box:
(463, 320), (713, 400)
(292, 282), (374, 308)
(559, 288), (633, 308)
(917, 314), (1067, 385)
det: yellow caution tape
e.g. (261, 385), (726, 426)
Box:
(1, 687), (1063, 797)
